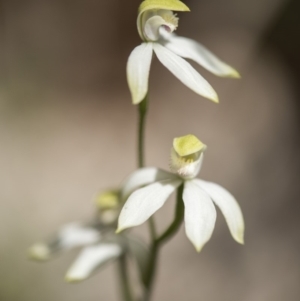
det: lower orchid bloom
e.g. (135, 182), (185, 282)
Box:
(117, 135), (245, 252)
(29, 190), (148, 283)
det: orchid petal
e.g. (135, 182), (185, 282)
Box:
(28, 223), (100, 261)
(127, 43), (153, 105)
(121, 167), (177, 201)
(59, 223), (100, 249)
(153, 43), (218, 102)
(194, 179), (244, 244)
(65, 244), (122, 282)
(183, 180), (216, 252)
(117, 179), (182, 232)
(162, 34), (240, 78)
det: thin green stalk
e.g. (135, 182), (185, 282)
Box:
(118, 254), (134, 301)
(138, 95), (148, 168)
(115, 94), (149, 301)
(137, 94), (185, 301)
(143, 184), (184, 301)
(148, 216), (157, 240)
(156, 184), (184, 244)
(137, 94), (157, 301)
(142, 243), (158, 301)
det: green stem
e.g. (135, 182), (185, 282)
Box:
(143, 184), (185, 301)
(142, 243), (158, 301)
(148, 216), (157, 240)
(156, 184), (184, 244)
(138, 95), (148, 168)
(137, 94), (185, 301)
(118, 254), (134, 301)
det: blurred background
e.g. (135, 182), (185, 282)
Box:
(1, 0), (300, 300)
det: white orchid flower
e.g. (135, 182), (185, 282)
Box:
(29, 190), (149, 283)
(117, 134), (245, 252)
(127, 0), (240, 105)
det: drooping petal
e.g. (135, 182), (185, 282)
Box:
(194, 179), (244, 244)
(161, 34), (240, 78)
(28, 223), (101, 261)
(117, 179), (182, 232)
(65, 244), (122, 282)
(182, 180), (216, 252)
(127, 43), (153, 105)
(153, 43), (218, 102)
(121, 167), (177, 201)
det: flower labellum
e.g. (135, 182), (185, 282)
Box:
(137, 0), (190, 41)
(171, 134), (206, 179)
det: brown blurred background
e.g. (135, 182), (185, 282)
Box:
(1, 0), (300, 300)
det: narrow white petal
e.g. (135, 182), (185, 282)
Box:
(162, 34), (240, 78)
(59, 223), (101, 249)
(65, 244), (122, 282)
(194, 179), (244, 244)
(121, 167), (177, 201)
(28, 223), (100, 261)
(117, 179), (182, 232)
(183, 180), (216, 252)
(127, 43), (153, 104)
(153, 43), (218, 102)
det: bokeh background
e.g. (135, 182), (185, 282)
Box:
(1, 0), (300, 300)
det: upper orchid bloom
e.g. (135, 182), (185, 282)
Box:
(127, 0), (240, 105)
(117, 135), (245, 252)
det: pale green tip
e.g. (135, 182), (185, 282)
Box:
(115, 228), (123, 234)
(208, 92), (219, 104)
(173, 134), (206, 157)
(234, 224), (245, 245)
(235, 233), (245, 245)
(196, 247), (202, 253)
(65, 276), (84, 283)
(28, 243), (50, 261)
(228, 69), (241, 79)
(194, 244), (205, 253)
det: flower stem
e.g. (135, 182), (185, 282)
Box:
(138, 95), (148, 168)
(118, 253), (134, 301)
(142, 184), (185, 301)
(156, 183), (184, 244)
(137, 95), (184, 301)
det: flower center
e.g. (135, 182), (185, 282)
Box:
(170, 134), (206, 179)
(142, 9), (178, 42)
